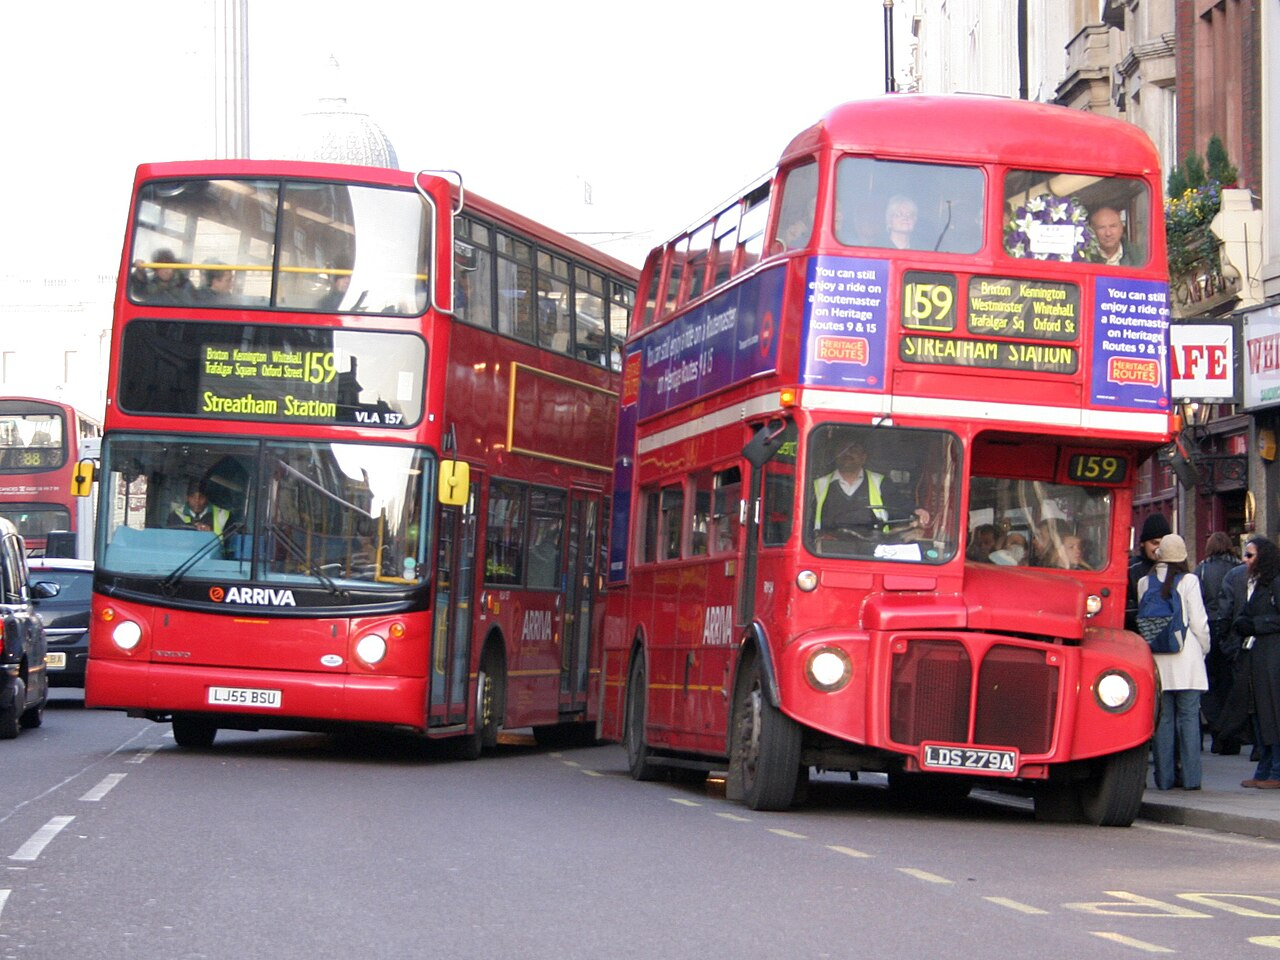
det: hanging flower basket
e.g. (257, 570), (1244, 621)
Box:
(1003, 195), (1101, 262)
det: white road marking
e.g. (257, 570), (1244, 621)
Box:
(985, 897), (1049, 915)
(897, 867), (952, 884)
(79, 774), (127, 802)
(9, 816), (75, 862)
(1090, 931), (1175, 953)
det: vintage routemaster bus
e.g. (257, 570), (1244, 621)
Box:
(602, 96), (1170, 825)
(0, 397), (102, 556)
(86, 160), (636, 752)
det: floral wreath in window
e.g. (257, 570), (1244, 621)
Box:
(1003, 195), (1101, 262)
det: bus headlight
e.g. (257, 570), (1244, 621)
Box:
(112, 620), (142, 652)
(805, 647), (851, 692)
(355, 633), (388, 665)
(1094, 670), (1136, 713)
(1085, 594), (1103, 617)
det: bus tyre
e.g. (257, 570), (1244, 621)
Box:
(172, 717), (218, 749)
(729, 658), (802, 811)
(0, 678), (24, 740)
(624, 654), (661, 781)
(460, 645), (505, 760)
(1078, 744), (1147, 827)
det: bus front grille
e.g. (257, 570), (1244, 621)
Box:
(890, 639), (1058, 754)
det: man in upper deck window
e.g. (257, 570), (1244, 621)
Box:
(1089, 205), (1138, 266)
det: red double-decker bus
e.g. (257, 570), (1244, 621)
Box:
(0, 397), (101, 556)
(86, 160), (636, 753)
(603, 96), (1170, 825)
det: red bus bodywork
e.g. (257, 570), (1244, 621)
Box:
(87, 160), (636, 752)
(0, 397), (101, 557)
(603, 96), (1169, 824)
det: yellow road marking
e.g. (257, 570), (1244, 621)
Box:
(1090, 932), (1174, 953)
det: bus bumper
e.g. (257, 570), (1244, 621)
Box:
(86, 658), (430, 732)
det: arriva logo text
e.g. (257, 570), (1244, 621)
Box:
(213, 586), (298, 607)
(521, 609), (553, 642)
(702, 605), (734, 646)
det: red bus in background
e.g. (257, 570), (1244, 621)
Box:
(0, 397), (102, 556)
(603, 96), (1170, 825)
(86, 160), (636, 753)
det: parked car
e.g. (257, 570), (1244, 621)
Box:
(0, 517), (55, 736)
(26, 557), (92, 689)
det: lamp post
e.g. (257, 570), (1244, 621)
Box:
(883, 0), (896, 94)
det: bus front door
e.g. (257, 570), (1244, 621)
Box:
(558, 490), (600, 716)
(428, 483), (477, 729)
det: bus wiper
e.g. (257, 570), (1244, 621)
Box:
(932, 200), (954, 251)
(160, 521), (245, 594)
(267, 523), (347, 598)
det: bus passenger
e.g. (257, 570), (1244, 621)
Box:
(195, 262), (234, 301)
(884, 195), (918, 249)
(1088, 205), (1136, 266)
(812, 437), (930, 544)
(989, 532), (1028, 566)
(966, 524), (998, 562)
(130, 248), (192, 303)
(168, 479), (230, 535)
(320, 268), (352, 311)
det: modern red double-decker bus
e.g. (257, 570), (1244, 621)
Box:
(603, 96), (1171, 825)
(0, 397), (102, 556)
(86, 160), (636, 752)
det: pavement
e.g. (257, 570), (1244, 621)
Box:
(1139, 747), (1280, 839)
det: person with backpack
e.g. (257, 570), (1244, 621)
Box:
(1126, 513), (1171, 633)
(1195, 532), (1243, 753)
(1223, 536), (1280, 788)
(1137, 534), (1211, 791)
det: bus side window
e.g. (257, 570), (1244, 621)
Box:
(770, 161), (818, 255)
(690, 472), (712, 557)
(639, 488), (660, 564)
(711, 207), (739, 288)
(712, 466), (742, 554)
(660, 484), (685, 561)
(736, 183), (771, 275)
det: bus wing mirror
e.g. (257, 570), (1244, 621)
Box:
(743, 420), (789, 469)
(71, 459), (95, 497)
(438, 460), (470, 506)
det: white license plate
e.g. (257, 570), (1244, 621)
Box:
(921, 744), (1018, 774)
(46, 652), (66, 670)
(207, 686), (282, 709)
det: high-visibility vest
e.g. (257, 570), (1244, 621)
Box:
(813, 470), (887, 530)
(171, 502), (230, 535)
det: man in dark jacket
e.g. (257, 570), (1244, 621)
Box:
(1125, 513), (1171, 632)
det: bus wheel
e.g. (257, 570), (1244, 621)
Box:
(624, 654), (661, 781)
(0, 678), (25, 740)
(459, 645), (505, 761)
(172, 717), (218, 749)
(729, 658), (802, 810)
(1078, 744), (1147, 826)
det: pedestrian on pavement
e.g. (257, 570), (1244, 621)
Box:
(1226, 536), (1280, 788)
(1138, 534), (1211, 791)
(1196, 531), (1244, 753)
(1126, 513), (1171, 633)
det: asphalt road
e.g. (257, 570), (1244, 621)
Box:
(1, 694), (1279, 959)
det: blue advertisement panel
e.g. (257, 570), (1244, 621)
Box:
(636, 266), (783, 419)
(1090, 277), (1171, 410)
(608, 350), (641, 584)
(800, 256), (889, 390)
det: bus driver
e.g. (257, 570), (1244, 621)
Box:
(812, 436), (930, 545)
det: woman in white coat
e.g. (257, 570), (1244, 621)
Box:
(1138, 534), (1212, 790)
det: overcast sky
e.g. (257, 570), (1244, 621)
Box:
(2, 1), (890, 275)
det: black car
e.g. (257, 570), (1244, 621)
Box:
(27, 557), (92, 689)
(0, 517), (55, 736)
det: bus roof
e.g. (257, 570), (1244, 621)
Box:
(131, 159), (638, 280)
(780, 95), (1161, 175)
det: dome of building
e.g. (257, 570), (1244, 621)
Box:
(289, 58), (399, 169)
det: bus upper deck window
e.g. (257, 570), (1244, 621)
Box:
(834, 158), (984, 254)
(771, 161), (818, 255)
(1002, 170), (1150, 267)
